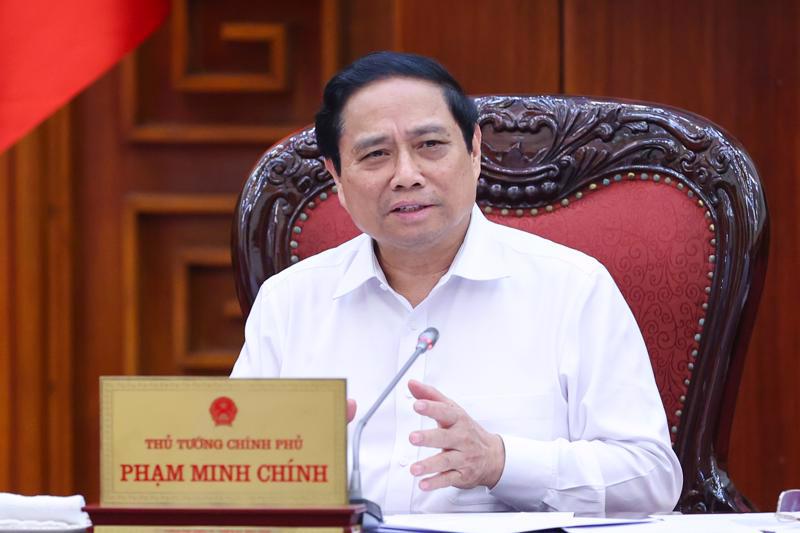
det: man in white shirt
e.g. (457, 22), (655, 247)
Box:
(231, 51), (682, 514)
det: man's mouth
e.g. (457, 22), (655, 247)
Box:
(392, 204), (427, 213)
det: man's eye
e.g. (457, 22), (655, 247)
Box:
(422, 140), (441, 148)
(363, 150), (387, 160)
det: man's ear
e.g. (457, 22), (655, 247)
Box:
(324, 158), (347, 210)
(470, 124), (482, 177)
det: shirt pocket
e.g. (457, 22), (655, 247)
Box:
(445, 393), (552, 508)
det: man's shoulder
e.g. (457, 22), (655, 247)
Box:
(259, 233), (369, 292)
(485, 219), (604, 279)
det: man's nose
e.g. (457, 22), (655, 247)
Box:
(390, 149), (425, 189)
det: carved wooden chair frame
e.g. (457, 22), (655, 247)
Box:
(232, 95), (769, 513)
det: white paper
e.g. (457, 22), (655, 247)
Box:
(382, 512), (574, 533)
(564, 512), (800, 533)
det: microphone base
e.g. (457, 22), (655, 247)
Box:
(350, 497), (383, 528)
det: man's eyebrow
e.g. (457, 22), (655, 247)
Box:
(407, 124), (450, 138)
(351, 134), (389, 154)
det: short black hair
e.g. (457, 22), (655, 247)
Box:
(315, 51), (478, 174)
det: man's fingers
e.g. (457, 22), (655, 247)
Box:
(347, 399), (357, 423)
(409, 449), (460, 477)
(409, 425), (459, 450)
(413, 398), (461, 427)
(408, 379), (449, 403)
(418, 469), (463, 491)
(409, 427), (453, 449)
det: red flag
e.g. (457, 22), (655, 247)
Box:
(0, 0), (169, 152)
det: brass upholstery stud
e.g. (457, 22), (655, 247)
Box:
(688, 363), (695, 371)
(308, 201), (316, 209)
(290, 255), (299, 263)
(614, 174), (622, 182)
(530, 208), (539, 216)
(702, 303), (708, 310)
(545, 205), (554, 212)
(698, 199), (705, 207)
(515, 209), (524, 217)
(709, 255), (715, 263)
(602, 178), (611, 186)
(641, 173), (649, 180)
(576, 192), (583, 199)
(694, 333), (702, 342)
(665, 177), (673, 184)
(671, 426), (678, 434)
(320, 192), (328, 200)
(332, 185), (338, 193)
(589, 183), (598, 190)
(709, 224), (715, 232)
(711, 238), (716, 246)
(699, 318), (705, 327)
(653, 174), (661, 182)
(679, 395), (686, 403)
(684, 379), (691, 386)
(290, 240), (299, 249)
(627, 172), (635, 180)
(501, 208), (509, 216)
(691, 349), (699, 357)
(299, 212), (308, 221)
(561, 199), (569, 207)
(292, 226), (302, 234)
(707, 272), (714, 279)
(484, 206), (493, 214)
(676, 410), (682, 417)
(704, 286), (711, 294)
(677, 183), (685, 190)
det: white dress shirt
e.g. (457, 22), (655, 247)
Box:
(231, 205), (682, 514)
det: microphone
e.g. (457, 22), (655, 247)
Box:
(349, 327), (440, 525)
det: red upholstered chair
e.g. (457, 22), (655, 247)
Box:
(232, 96), (769, 513)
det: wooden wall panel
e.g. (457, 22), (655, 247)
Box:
(564, 0), (800, 511)
(395, 0), (561, 94)
(0, 109), (73, 495)
(0, 143), (11, 490)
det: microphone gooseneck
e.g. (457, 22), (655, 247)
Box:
(349, 327), (440, 521)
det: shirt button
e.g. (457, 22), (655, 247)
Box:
(379, 283), (388, 291)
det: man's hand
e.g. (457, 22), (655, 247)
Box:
(347, 398), (357, 423)
(407, 379), (505, 491)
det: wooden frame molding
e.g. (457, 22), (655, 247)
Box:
(122, 194), (238, 375)
(121, 0), (341, 144)
(171, 0), (289, 93)
(172, 246), (240, 372)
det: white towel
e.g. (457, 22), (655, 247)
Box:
(0, 493), (90, 528)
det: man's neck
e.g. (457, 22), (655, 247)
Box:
(375, 223), (469, 308)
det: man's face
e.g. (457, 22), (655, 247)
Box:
(325, 77), (481, 256)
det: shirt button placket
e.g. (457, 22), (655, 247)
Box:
(384, 310), (429, 513)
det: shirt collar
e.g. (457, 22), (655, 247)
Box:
(332, 204), (511, 299)
(446, 204), (513, 282)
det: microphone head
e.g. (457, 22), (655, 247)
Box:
(416, 327), (439, 351)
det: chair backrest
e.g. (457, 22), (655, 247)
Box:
(232, 95), (768, 513)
